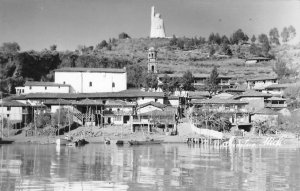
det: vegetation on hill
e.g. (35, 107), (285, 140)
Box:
(0, 27), (299, 95)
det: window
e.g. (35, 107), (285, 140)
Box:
(112, 82), (115, 88)
(7, 114), (10, 118)
(7, 106), (11, 111)
(29, 86), (32, 90)
(63, 81), (66, 84)
(155, 99), (158, 102)
(45, 86), (47, 90)
(89, 82), (92, 87)
(22, 89), (24, 93)
(58, 86), (60, 88)
(142, 97), (144, 100)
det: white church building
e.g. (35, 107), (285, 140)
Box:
(16, 67), (127, 94)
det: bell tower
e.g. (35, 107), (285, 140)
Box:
(148, 47), (158, 73)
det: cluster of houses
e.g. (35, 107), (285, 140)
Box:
(0, 47), (292, 134)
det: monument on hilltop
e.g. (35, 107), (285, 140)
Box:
(150, 6), (166, 38)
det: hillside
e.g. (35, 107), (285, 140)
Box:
(1, 38), (299, 95)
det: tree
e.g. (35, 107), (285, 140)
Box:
(221, 35), (230, 44)
(272, 59), (291, 79)
(49, 44), (57, 51)
(96, 40), (108, 49)
(258, 34), (270, 56)
(230, 29), (249, 44)
(181, 71), (194, 91)
(126, 64), (145, 88)
(221, 43), (232, 56)
(144, 73), (158, 90)
(118, 32), (131, 39)
(269, 28), (280, 45)
(0, 42), (20, 53)
(205, 66), (219, 96)
(281, 25), (296, 43)
(251, 35), (256, 43)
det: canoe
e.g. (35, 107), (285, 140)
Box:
(128, 139), (163, 145)
(0, 138), (14, 144)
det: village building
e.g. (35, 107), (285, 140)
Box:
(190, 97), (251, 131)
(16, 81), (70, 95)
(265, 97), (287, 110)
(245, 57), (271, 64)
(233, 90), (272, 112)
(137, 101), (166, 114)
(54, 67), (127, 93)
(263, 83), (294, 97)
(246, 77), (278, 91)
(251, 108), (279, 128)
(0, 99), (30, 128)
(192, 74), (234, 91)
(103, 100), (136, 125)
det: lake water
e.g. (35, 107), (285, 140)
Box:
(1, 144), (300, 191)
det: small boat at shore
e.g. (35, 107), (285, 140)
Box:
(128, 139), (163, 145)
(0, 138), (14, 144)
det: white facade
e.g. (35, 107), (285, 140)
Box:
(54, 68), (127, 93)
(15, 82), (70, 95)
(247, 78), (278, 90)
(0, 106), (23, 122)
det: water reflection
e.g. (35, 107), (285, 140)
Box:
(1, 144), (300, 190)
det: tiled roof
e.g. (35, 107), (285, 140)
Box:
(265, 83), (294, 90)
(233, 90), (272, 99)
(55, 67), (126, 73)
(0, 100), (27, 107)
(188, 91), (210, 98)
(24, 81), (70, 87)
(105, 100), (136, 107)
(158, 73), (234, 79)
(246, 57), (271, 61)
(191, 97), (248, 105)
(15, 90), (165, 100)
(246, 76), (277, 81)
(43, 99), (72, 105)
(138, 101), (166, 109)
(72, 99), (103, 105)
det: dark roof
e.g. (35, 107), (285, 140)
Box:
(72, 99), (103, 105)
(43, 99), (72, 105)
(24, 81), (70, 87)
(55, 67), (126, 73)
(105, 100), (136, 107)
(246, 77), (278, 81)
(157, 73), (233, 79)
(191, 97), (248, 105)
(13, 90), (164, 100)
(188, 91), (210, 98)
(233, 90), (272, 99)
(265, 83), (294, 90)
(246, 57), (271, 61)
(0, 100), (27, 107)
(138, 101), (166, 109)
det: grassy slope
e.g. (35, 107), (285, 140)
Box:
(96, 38), (284, 80)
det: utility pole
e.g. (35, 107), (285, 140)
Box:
(1, 92), (4, 139)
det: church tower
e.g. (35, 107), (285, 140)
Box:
(148, 47), (158, 73)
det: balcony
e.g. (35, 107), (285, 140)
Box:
(265, 103), (287, 108)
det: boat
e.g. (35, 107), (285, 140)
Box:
(55, 138), (69, 146)
(66, 139), (89, 147)
(128, 139), (163, 145)
(0, 138), (14, 144)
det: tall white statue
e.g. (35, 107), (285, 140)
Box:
(150, 6), (166, 38)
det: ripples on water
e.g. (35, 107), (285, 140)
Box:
(1, 144), (300, 191)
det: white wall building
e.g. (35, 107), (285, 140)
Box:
(246, 77), (278, 91)
(54, 67), (127, 93)
(16, 81), (70, 95)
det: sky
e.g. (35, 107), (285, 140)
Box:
(0, 0), (299, 51)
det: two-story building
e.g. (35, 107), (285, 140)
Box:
(16, 81), (70, 95)
(246, 77), (278, 91)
